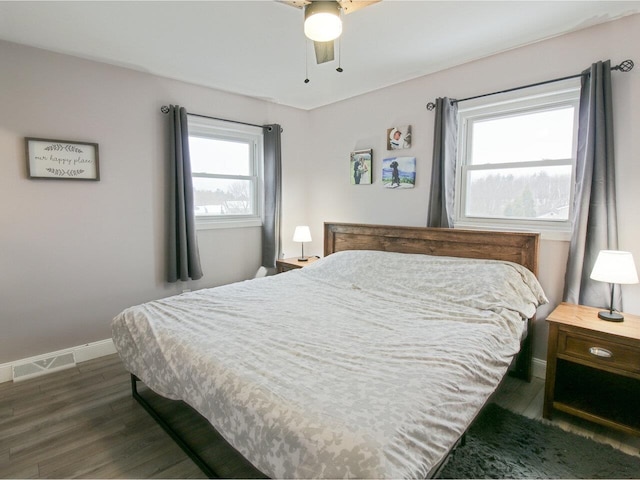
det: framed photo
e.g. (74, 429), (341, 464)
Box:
(350, 149), (372, 185)
(25, 137), (100, 180)
(387, 125), (412, 150)
(382, 156), (416, 189)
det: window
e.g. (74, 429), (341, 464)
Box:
(187, 116), (263, 229)
(455, 80), (580, 239)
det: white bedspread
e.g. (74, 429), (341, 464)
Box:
(112, 250), (547, 479)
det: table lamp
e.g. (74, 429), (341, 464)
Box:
(589, 250), (639, 322)
(293, 226), (312, 262)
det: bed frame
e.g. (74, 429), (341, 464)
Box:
(130, 222), (540, 478)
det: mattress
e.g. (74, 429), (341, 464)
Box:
(112, 250), (547, 478)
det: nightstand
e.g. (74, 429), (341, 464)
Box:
(276, 256), (320, 273)
(544, 302), (640, 436)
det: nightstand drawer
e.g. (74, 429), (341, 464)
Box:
(558, 331), (640, 375)
(278, 263), (298, 273)
(276, 256), (320, 273)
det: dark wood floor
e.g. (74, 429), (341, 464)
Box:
(0, 354), (205, 479)
(1, 354), (638, 478)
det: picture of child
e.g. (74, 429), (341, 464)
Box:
(387, 125), (412, 150)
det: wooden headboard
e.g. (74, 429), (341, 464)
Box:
(324, 222), (539, 275)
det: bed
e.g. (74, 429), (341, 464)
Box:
(112, 222), (547, 478)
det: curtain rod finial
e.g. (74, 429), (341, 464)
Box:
(614, 59), (634, 72)
(426, 102), (436, 111)
(160, 105), (170, 114)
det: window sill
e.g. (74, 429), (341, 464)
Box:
(196, 217), (262, 230)
(453, 221), (571, 242)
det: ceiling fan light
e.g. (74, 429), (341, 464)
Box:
(304, 2), (342, 42)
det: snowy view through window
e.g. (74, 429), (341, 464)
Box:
(189, 136), (254, 216)
(463, 106), (575, 222)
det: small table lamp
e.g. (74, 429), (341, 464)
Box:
(589, 250), (639, 322)
(293, 226), (312, 262)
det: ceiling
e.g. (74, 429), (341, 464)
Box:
(1, 1), (639, 110)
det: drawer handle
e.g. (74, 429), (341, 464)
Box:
(589, 347), (613, 358)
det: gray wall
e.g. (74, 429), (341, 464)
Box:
(297, 14), (640, 361)
(2, 13), (639, 366)
(0, 40), (309, 364)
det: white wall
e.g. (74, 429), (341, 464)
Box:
(2, 14), (639, 366)
(0, 40), (309, 364)
(296, 14), (640, 360)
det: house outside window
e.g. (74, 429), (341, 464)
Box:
(454, 79), (580, 240)
(187, 116), (263, 229)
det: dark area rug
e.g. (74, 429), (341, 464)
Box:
(437, 403), (640, 479)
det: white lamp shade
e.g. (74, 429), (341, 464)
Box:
(304, 2), (342, 42)
(590, 250), (639, 284)
(293, 226), (312, 243)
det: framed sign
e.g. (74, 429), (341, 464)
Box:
(25, 137), (100, 180)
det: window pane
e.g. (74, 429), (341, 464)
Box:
(465, 165), (571, 220)
(471, 107), (574, 165)
(189, 136), (251, 175)
(193, 177), (254, 216)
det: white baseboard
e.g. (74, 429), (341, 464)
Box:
(0, 338), (116, 384)
(532, 357), (547, 380)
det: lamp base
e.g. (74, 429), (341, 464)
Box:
(598, 310), (624, 322)
(297, 257), (308, 262)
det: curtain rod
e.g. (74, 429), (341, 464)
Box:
(425, 59), (634, 111)
(160, 105), (271, 130)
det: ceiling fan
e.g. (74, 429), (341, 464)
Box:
(280, 0), (380, 64)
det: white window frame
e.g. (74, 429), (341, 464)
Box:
(454, 79), (581, 241)
(187, 116), (264, 230)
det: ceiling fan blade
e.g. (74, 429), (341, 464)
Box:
(338, 0), (381, 14)
(314, 40), (335, 64)
(277, 0), (310, 9)
(278, 0), (380, 13)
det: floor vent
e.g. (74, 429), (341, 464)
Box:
(12, 352), (76, 382)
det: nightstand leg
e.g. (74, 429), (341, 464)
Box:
(543, 323), (559, 419)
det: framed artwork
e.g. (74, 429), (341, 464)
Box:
(350, 149), (372, 185)
(382, 156), (416, 189)
(25, 137), (100, 180)
(387, 125), (411, 150)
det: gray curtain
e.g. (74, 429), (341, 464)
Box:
(427, 97), (458, 227)
(167, 105), (203, 282)
(563, 60), (619, 309)
(262, 124), (282, 269)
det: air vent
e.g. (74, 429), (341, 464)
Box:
(12, 352), (76, 382)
